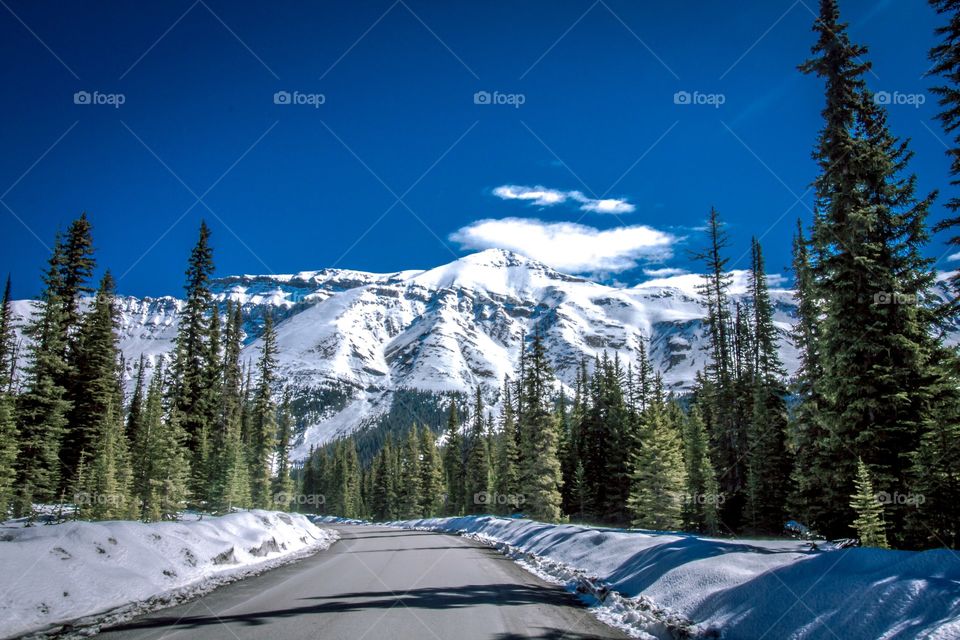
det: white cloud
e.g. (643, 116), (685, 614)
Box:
(948, 252), (960, 262)
(493, 184), (635, 214)
(450, 217), (676, 274)
(492, 185), (567, 207)
(642, 267), (689, 277)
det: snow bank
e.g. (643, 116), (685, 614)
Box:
(394, 516), (960, 640)
(0, 510), (338, 638)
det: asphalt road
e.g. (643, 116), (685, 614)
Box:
(94, 525), (628, 640)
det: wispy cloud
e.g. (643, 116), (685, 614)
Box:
(642, 267), (689, 278)
(450, 217), (676, 275)
(493, 184), (635, 214)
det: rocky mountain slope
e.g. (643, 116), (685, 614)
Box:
(8, 249), (815, 457)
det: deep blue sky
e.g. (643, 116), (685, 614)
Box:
(0, 0), (950, 298)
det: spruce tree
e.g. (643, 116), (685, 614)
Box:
(417, 426), (444, 516)
(693, 208), (743, 525)
(0, 393), (18, 515)
(58, 213), (96, 338)
(13, 238), (71, 516)
(517, 330), (563, 522)
(801, 0), (944, 543)
(850, 459), (889, 548)
(397, 427), (421, 518)
(249, 313), (278, 508)
(628, 398), (686, 531)
(371, 436), (397, 520)
(682, 405), (719, 534)
(442, 401), (465, 515)
(744, 239), (792, 533)
(271, 390), (295, 510)
(61, 272), (124, 490)
(171, 222), (217, 493)
(493, 389), (521, 515)
(0, 275), (16, 391)
(464, 387), (491, 513)
(929, 0), (960, 306)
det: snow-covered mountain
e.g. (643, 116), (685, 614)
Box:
(9, 249), (806, 457)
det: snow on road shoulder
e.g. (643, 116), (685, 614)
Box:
(393, 516), (960, 640)
(0, 510), (338, 639)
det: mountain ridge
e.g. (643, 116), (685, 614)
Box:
(5, 249), (827, 457)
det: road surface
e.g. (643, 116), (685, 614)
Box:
(95, 524), (628, 640)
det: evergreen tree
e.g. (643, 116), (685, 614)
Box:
(682, 405), (719, 534)
(850, 459), (889, 548)
(493, 388), (521, 515)
(301, 446), (320, 514)
(517, 330), (563, 522)
(929, 0), (960, 307)
(417, 426), (444, 516)
(0, 393), (18, 514)
(801, 0), (943, 543)
(13, 239), (71, 516)
(0, 275), (16, 391)
(61, 272), (123, 490)
(442, 402), (465, 515)
(628, 398), (686, 531)
(787, 219), (831, 527)
(58, 213), (96, 338)
(77, 394), (132, 520)
(744, 239), (792, 533)
(397, 427), (421, 518)
(126, 355), (147, 444)
(371, 436), (397, 520)
(271, 390), (295, 510)
(171, 222), (217, 492)
(464, 387), (491, 513)
(693, 208), (744, 526)
(249, 313), (278, 508)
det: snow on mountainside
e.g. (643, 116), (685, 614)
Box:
(8, 248), (814, 458)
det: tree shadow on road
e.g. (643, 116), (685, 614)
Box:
(103, 583), (593, 633)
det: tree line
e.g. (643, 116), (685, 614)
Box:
(0, 219), (297, 521)
(0, 0), (959, 550)
(294, 0), (960, 550)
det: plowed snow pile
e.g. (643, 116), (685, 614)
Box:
(0, 510), (338, 638)
(395, 516), (960, 640)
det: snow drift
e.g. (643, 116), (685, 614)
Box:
(394, 516), (960, 640)
(0, 510), (338, 638)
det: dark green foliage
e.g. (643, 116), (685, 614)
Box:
(442, 402), (465, 515)
(464, 387), (490, 513)
(517, 330), (563, 522)
(14, 239), (71, 516)
(249, 313), (278, 508)
(800, 0), (944, 543)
